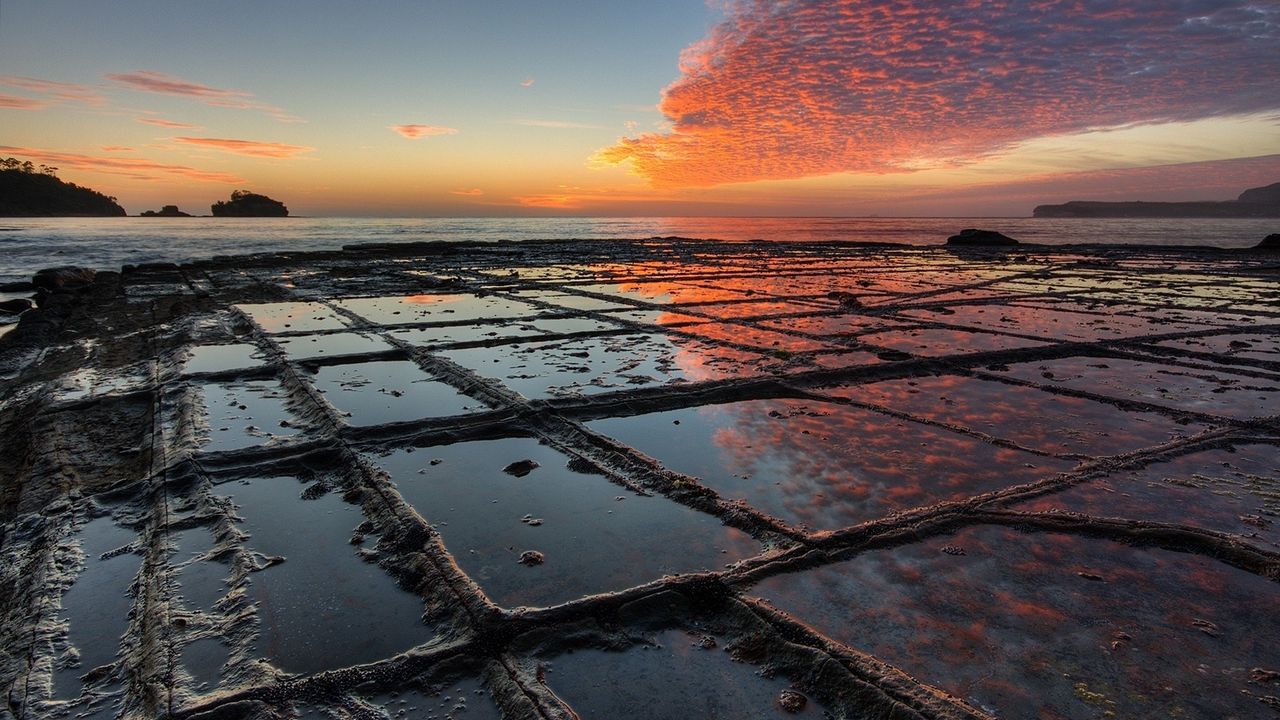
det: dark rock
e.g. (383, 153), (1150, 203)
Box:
(502, 459), (540, 477)
(946, 229), (1019, 246)
(518, 550), (545, 566)
(826, 291), (861, 307)
(778, 690), (808, 713)
(1254, 233), (1280, 250)
(0, 281), (34, 292)
(0, 298), (33, 314)
(33, 266), (97, 291)
(139, 205), (192, 217)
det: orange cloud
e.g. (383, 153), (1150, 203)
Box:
(101, 146), (136, 152)
(0, 145), (244, 183)
(0, 93), (46, 110)
(521, 77), (536, 87)
(389, 124), (459, 139)
(450, 188), (484, 196)
(599, 1), (1280, 187)
(137, 117), (202, 129)
(173, 137), (314, 158)
(0, 76), (106, 106)
(514, 194), (579, 209)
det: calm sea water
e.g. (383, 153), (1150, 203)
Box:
(0, 216), (1275, 286)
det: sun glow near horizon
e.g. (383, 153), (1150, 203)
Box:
(2, 1), (1278, 217)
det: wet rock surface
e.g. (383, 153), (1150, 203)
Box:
(0, 238), (1278, 719)
(945, 228), (1019, 246)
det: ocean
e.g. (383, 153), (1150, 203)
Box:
(1, 216), (1276, 287)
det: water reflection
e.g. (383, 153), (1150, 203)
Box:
(543, 628), (826, 719)
(824, 375), (1204, 457)
(373, 438), (756, 608)
(752, 526), (1280, 719)
(589, 399), (1071, 530)
(234, 302), (350, 333)
(223, 476), (436, 674)
(1006, 356), (1280, 420)
(336, 293), (543, 325)
(1015, 444), (1280, 549)
(55, 518), (137, 699)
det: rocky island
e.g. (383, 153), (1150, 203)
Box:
(139, 205), (192, 217)
(0, 158), (126, 217)
(1034, 181), (1280, 218)
(210, 190), (289, 217)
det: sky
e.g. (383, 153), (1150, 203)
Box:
(2, 0), (1279, 217)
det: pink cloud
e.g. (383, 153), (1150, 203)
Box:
(101, 146), (136, 152)
(0, 76), (106, 106)
(173, 137), (314, 158)
(106, 70), (248, 99)
(0, 93), (46, 110)
(521, 77), (536, 87)
(599, 1), (1280, 187)
(390, 124), (458, 139)
(107, 70), (303, 123)
(0, 145), (244, 183)
(137, 117), (202, 129)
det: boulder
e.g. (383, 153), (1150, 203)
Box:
(1255, 233), (1280, 250)
(33, 266), (97, 291)
(0, 298), (32, 314)
(945, 228), (1019, 246)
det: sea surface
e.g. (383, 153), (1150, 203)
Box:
(0, 216), (1275, 287)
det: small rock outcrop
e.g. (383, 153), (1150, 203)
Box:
(0, 298), (33, 315)
(1255, 233), (1280, 250)
(140, 205), (192, 217)
(946, 229), (1019, 246)
(33, 266), (97, 292)
(211, 190), (289, 217)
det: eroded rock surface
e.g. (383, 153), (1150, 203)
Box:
(1, 238), (1278, 719)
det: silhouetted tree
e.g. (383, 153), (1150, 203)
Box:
(0, 157), (126, 216)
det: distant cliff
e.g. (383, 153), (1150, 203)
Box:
(1034, 182), (1280, 218)
(0, 158), (126, 217)
(211, 190), (289, 217)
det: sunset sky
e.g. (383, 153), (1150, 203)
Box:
(2, 1), (1278, 216)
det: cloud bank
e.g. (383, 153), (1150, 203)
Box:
(598, 1), (1280, 187)
(0, 93), (46, 110)
(0, 76), (105, 106)
(0, 146), (244, 183)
